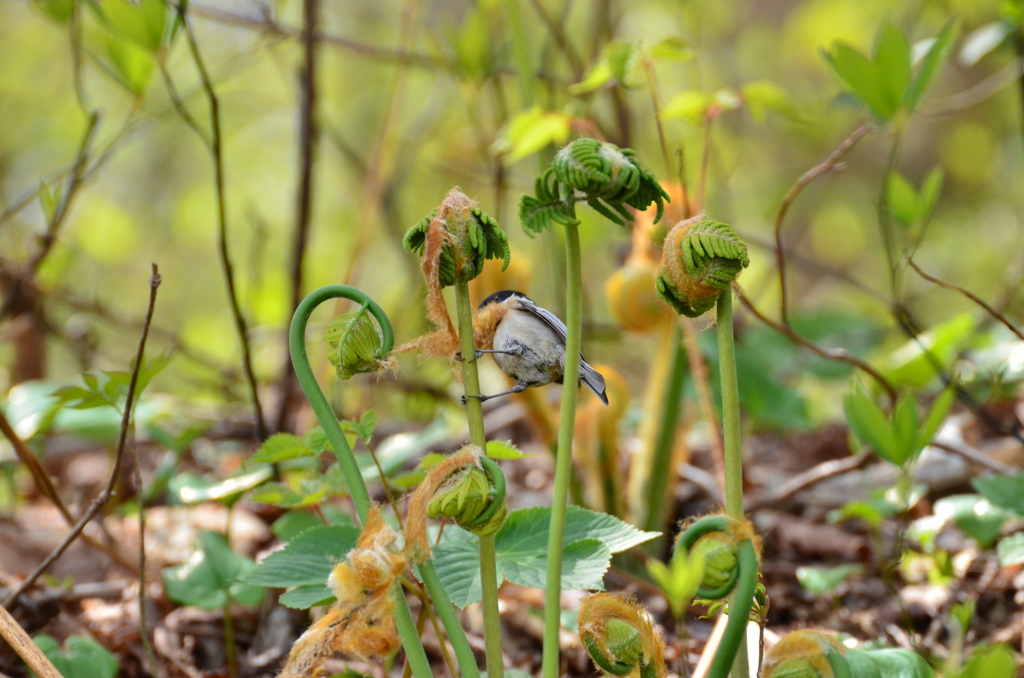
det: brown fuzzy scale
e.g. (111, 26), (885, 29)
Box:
(394, 292), (514, 363)
(578, 593), (667, 678)
(762, 631), (846, 678)
(404, 447), (481, 562)
(277, 507), (404, 677)
(658, 214), (721, 309)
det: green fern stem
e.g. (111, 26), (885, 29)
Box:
(642, 320), (687, 540)
(454, 279), (504, 678)
(541, 216), (583, 678)
(674, 516), (758, 678)
(717, 291), (749, 678)
(289, 285), (430, 678)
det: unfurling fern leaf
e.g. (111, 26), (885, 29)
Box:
(517, 138), (670, 234)
(656, 218), (749, 317)
(402, 191), (510, 286)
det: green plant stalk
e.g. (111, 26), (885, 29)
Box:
(642, 320), (686, 539)
(290, 285), (431, 678)
(454, 279), (503, 678)
(416, 562), (481, 678)
(541, 220), (583, 678)
(501, 0), (534, 106)
(715, 291), (748, 678)
(675, 516), (757, 678)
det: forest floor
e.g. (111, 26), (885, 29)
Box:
(1, 394), (1022, 678)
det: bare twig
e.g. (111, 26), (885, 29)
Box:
(745, 453), (872, 512)
(2, 266), (160, 608)
(177, 6), (268, 440)
(923, 58), (1023, 116)
(680, 317), (725, 496)
(187, 3), (442, 69)
(774, 123), (875, 323)
(908, 258), (1024, 341)
(696, 114), (714, 211)
(0, 603), (64, 678)
(275, 0), (321, 432)
(930, 440), (1019, 475)
(526, 0), (584, 79)
(734, 282), (898, 403)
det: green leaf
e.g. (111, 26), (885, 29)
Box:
(916, 167), (944, 224)
(485, 440), (534, 460)
(568, 42), (643, 95)
(884, 313), (976, 389)
(647, 546), (706, 619)
(245, 524), (360, 589)
(874, 22), (911, 115)
(796, 564), (863, 596)
(890, 392), (921, 466)
(279, 585), (335, 609)
(105, 34), (155, 96)
(431, 506), (658, 607)
(250, 479), (329, 508)
(845, 648), (934, 678)
(741, 80), (803, 124)
(250, 433), (314, 463)
(972, 472), (1024, 515)
(650, 37), (694, 62)
(34, 635), (119, 678)
(271, 511), (325, 542)
(915, 387), (955, 452)
(844, 384), (900, 465)
(33, 0), (75, 23)
(38, 181), (60, 223)
(823, 42), (892, 120)
(162, 531), (265, 609)
(907, 20), (957, 111)
(101, 0), (167, 52)
(934, 494), (1008, 549)
(661, 90), (710, 125)
(171, 467), (273, 505)
(887, 171), (919, 226)
(829, 500), (891, 530)
(495, 107), (573, 163)
(998, 533), (1024, 566)
(958, 644), (1017, 678)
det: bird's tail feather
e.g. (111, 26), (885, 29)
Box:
(580, 361), (609, 407)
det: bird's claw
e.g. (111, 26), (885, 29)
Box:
(461, 394), (486, 405)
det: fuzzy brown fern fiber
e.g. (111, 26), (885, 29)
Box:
(278, 507), (404, 678)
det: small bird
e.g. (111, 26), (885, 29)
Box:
(465, 290), (609, 406)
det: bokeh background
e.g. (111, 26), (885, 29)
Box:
(1, 0), (1022, 431)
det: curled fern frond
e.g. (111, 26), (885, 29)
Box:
(404, 448), (508, 563)
(517, 138), (670, 234)
(656, 216), (749, 317)
(673, 515), (760, 678)
(403, 194), (510, 287)
(578, 593), (667, 678)
(324, 306), (387, 379)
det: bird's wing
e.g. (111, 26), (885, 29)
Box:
(518, 298), (609, 407)
(516, 298), (568, 343)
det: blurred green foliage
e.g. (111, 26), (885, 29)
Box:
(1, 0), (1022, 445)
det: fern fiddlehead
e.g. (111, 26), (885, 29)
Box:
(674, 515), (760, 678)
(656, 217), (750, 318)
(578, 593), (667, 678)
(519, 138), (671, 235)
